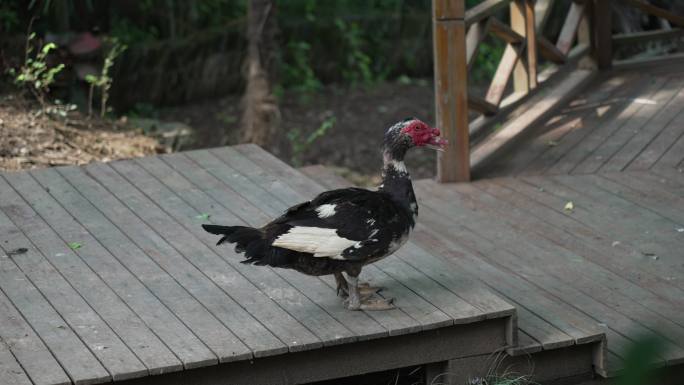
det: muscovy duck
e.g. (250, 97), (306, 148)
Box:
(203, 118), (446, 310)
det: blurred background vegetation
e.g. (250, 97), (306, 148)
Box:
(0, 0), (499, 110)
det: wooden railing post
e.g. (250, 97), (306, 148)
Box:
(510, 0), (528, 93)
(593, 0), (612, 69)
(433, 0), (470, 182)
(525, 0), (538, 89)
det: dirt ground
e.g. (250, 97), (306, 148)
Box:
(0, 94), (163, 171)
(159, 80), (438, 184)
(1, 81), (438, 183)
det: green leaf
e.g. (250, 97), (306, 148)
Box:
(563, 201), (574, 212)
(68, 242), (82, 250)
(195, 213), (210, 220)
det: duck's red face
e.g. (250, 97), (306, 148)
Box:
(400, 119), (448, 151)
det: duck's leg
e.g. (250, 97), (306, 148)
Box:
(335, 272), (382, 297)
(334, 272), (348, 297)
(345, 274), (394, 311)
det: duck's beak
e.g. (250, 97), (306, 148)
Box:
(425, 129), (448, 151)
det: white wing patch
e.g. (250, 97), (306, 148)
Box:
(272, 226), (358, 259)
(315, 204), (337, 218)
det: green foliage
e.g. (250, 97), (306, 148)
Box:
(616, 334), (666, 385)
(280, 40), (321, 95)
(0, 1), (19, 33)
(8, 33), (65, 106)
(335, 18), (374, 85)
(85, 38), (127, 117)
(472, 38), (506, 83)
(287, 115), (335, 166)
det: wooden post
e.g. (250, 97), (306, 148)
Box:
(510, 0), (528, 93)
(593, 0), (612, 69)
(525, 0), (538, 89)
(433, 0), (470, 183)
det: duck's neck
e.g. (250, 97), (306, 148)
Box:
(379, 149), (418, 218)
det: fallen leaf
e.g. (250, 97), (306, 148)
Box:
(195, 213), (211, 220)
(563, 201), (574, 212)
(68, 242), (82, 250)
(546, 140), (559, 147)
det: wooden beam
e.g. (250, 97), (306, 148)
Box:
(535, 0), (553, 31)
(510, 0), (528, 93)
(486, 44), (521, 107)
(593, 0), (612, 69)
(433, 0), (470, 182)
(613, 28), (684, 46)
(489, 17), (525, 44)
(465, 0), (510, 26)
(469, 96), (499, 116)
(525, 0), (538, 89)
(466, 20), (489, 68)
(556, 2), (585, 55)
(539, 36), (567, 63)
(621, 0), (684, 28)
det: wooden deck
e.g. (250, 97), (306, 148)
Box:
(2, 60), (684, 383)
(478, 61), (684, 178)
(0, 145), (517, 385)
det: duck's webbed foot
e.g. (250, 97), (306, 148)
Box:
(344, 275), (394, 311)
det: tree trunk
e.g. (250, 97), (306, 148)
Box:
(239, 0), (280, 150)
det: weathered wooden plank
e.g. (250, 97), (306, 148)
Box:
(466, 20), (488, 69)
(465, 0), (508, 26)
(491, 177), (684, 292)
(556, 2), (584, 55)
(600, 80), (684, 172)
(154, 152), (387, 342)
(489, 17), (525, 44)
(426, 181), (684, 358)
(454, 179), (684, 319)
(486, 44), (521, 106)
(10, 168), (197, 374)
(410, 223), (604, 345)
(592, 173), (684, 226)
(646, 167), (684, 195)
(53, 166), (252, 365)
(525, 175), (684, 276)
(2, 173), (155, 382)
(0, 287), (70, 385)
(183, 150), (430, 336)
(503, 74), (628, 176)
(654, 129), (684, 169)
(478, 178), (684, 302)
(510, 0), (529, 93)
(90, 161), (304, 356)
(627, 107), (684, 170)
(473, 69), (596, 173)
(538, 36), (566, 64)
(0, 182), (111, 385)
(0, 222), (151, 382)
(0, 337), (31, 385)
(509, 330), (543, 355)
(552, 75), (667, 174)
(240, 147), (516, 324)
(414, 184), (646, 356)
(573, 77), (681, 174)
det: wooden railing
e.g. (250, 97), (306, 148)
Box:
(433, 0), (684, 182)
